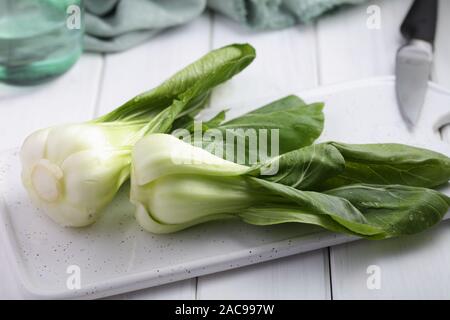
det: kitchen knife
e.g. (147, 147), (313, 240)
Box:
(396, 0), (438, 126)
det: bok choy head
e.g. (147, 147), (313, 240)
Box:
(130, 134), (450, 239)
(129, 134), (377, 236)
(130, 134), (253, 233)
(20, 44), (256, 227)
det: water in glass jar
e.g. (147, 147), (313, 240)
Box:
(0, 0), (83, 85)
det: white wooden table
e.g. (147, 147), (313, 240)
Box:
(1, 0), (450, 299)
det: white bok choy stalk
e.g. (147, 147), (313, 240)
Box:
(20, 44), (256, 227)
(130, 134), (253, 233)
(130, 134), (450, 239)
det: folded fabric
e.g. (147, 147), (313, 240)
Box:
(84, 0), (206, 52)
(209, 0), (368, 29)
(84, 0), (367, 53)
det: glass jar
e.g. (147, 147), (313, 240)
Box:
(0, 0), (84, 85)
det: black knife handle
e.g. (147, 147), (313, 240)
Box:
(400, 0), (438, 44)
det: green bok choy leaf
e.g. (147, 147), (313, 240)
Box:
(319, 142), (450, 189)
(248, 141), (450, 192)
(180, 95), (325, 165)
(216, 96), (324, 155)
(326, 184), (450, 237)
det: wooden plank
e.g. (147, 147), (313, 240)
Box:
(316, 0), (412, 84)
(104, 279), (197, 300)
(95, 14), (211, 117)
(0, 54), (103, 150)
(196, 14), (331, 300)
(198, 251), (330, 299)
(0, 54), (104, 298)
(330, 221), (450, 299)
(436, 0), (450, 168)
(208, 15), (318, 111)
(95, 14), (211, 300)
(433, 0), (450, 88)
(318, 0), (450, 299)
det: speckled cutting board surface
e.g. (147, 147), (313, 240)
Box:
(1, 77), (450, 299)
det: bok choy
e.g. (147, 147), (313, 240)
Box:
(20, 44), (256, 227)
(130, 133), (450, 239)
(20, 39), (450, 241)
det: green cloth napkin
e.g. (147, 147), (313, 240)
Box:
(84, 0), (206, 52)
(85, 0), (367, 52)
(208, 0), (367, 29)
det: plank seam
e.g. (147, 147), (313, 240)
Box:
(313, 19), (333, 300)
(327, 247), (334, 300)
(312, 20), (323, 87)
(91, 54), (107, 119)
(194, 12), (215, 300)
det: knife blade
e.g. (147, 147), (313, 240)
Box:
(396, 0), (438, 126)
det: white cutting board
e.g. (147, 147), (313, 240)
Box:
(1, 77), (450, 299)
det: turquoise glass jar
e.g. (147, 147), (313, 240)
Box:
(0, 0), (84, 85)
